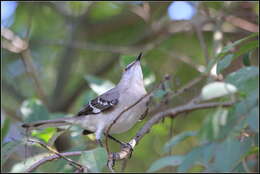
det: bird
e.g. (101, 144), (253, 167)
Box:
(22, 53), (149, 147)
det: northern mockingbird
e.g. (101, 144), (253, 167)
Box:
(22, 53), (149, 147)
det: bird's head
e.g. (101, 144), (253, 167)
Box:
(119, 52), (144, 86)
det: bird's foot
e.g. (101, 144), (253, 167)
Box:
(121, 142), (133, 159)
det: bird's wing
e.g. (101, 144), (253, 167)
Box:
(76, 88), (119, 116)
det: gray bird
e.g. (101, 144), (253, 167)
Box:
(22, 53), (149, 147)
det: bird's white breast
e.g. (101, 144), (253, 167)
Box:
(107, 85), (148, 134)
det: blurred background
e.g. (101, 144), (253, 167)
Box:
(1, 1), (259, 173)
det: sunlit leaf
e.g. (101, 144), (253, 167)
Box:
(79, 147), (107, 172)
(32, 127), (57, 144)
(201, 82), (237, 101)
(164, 131), (197, 153)
(147, 155), (184, 172)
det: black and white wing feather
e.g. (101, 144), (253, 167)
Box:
(76, 88), (119, 116)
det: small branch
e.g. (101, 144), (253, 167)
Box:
(193, 22), (209, 64)
(24, 97), (235, 172)
(107, 100), (235, 166)
(25, 150), (83, 172)
(20, 49), (48, 105)
(1, 27), (48, 105)
(135, 100), (235, 142)
(149, 74), (206, 115)
(224, 15), (259, 33)
(26, 138), (86, 172)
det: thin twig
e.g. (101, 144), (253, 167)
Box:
(149, 74), (206, 115)
(193, 23), (209, 64)
(25, 150), (83, 172)
(108, 100), (235, 166)
(24, 98), (235, 172)
(26, 138), (86, 172)
(20, 49), (48, 105)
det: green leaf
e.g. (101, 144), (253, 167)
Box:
(246, 107), (259, 132)
(81, 90), (97, 106)
(217, 54), (234, 74)
(2, 141), (21, 165)
(31, 127), (57, 143)
(220, 33), (258, 54)
(201, 82), (237, 101)
(199, 108), (229, 141)
(242, 53), (251, 66)
(177, 146), (203, 172)
(85, 75), (115, 95)
(226, 66), (259, 94)
(177, 143), (216, 172)
(235, 40), (259, 58)
(20, 98), (49, 122)
(1, 118), (10, 142)
(207, 33), (258, 72)
(210, 137), (251, 172)
(164, 131), (197, 153)
(147, 155), (184, 172)
(79, 147), (108, 172)
(11, 152), (53, 172)
(205, 2), (224, 10)
(89, 2), (122, 20)
(235, 90), (258, 116)
(245, 146), (259, 156)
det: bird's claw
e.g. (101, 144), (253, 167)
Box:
(107, 152), (117, 169)
(121, 142), (133, 159)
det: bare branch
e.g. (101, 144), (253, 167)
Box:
(26, 138), (87, 172)
(108, 99), (235, 166)
(225, 15), (259, 33)
(25, 150), (83, 172)
(1, 27), (48, 105)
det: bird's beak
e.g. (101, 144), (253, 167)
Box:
(136, 52), (142, 62)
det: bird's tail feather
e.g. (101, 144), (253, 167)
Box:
(22, 117), (75, 130)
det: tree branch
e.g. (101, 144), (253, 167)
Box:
(107, 99), (235, 166)
(25, 138), (87, 172)
(24, 96), (236, 172)
(25, 150), (83, 172)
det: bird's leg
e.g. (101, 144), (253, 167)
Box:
(104, 133), (124, 146)
(121, 142), (133, 159)
(96, 139), (103, 147)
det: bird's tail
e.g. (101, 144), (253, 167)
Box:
(21, 117), (75, 130)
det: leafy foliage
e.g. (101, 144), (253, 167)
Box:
(1, 1), (258, 173)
